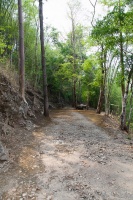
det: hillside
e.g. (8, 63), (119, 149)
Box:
(0, 65), (44, 167)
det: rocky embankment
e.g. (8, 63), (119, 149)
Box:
(0, 72), (43, 169)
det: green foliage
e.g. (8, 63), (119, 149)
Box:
(80, 56), (100, 106)
(0, 33), (6, 56)
(0, 1), (18, 58)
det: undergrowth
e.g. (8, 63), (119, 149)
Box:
(0, 60), (19, 90)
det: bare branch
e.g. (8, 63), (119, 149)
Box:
(88, 0), (98, 27)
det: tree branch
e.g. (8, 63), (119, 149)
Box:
(88, 0), (98, 27)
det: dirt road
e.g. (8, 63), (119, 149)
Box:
(0, 109), (133, 200)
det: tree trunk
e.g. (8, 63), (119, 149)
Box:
(72, 27), (77, 108)
(118, 0), (127, 130)
(34, 19), (39, 89)
(120, 68), (133, 130)
(18, 0), (25, 100)
(120, 31), (126, 129)
(127, 77), (133, 131)
(69, 7), (77, 108)
(104, 52), (110, 115)
(96, 45), (105, 114)
(86, 93), (89, 110)
(105, 68), (110, 115)
(39, 0), (49, 117)
(78, 80), (82, 104)
(105, 92), (110, 115)
(96, 87), (104, 114)
(72, 79), (77, 108)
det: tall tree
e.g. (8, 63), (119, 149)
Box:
(67, 1), (77, 107)
(67, 1), (85, 107)
(18, 0), (25, 100)
(92, 0), (133, 130)
(39, 0), (49, 117)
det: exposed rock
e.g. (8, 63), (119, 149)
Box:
(0, 72), (44, 130)
(1, 122), (14, 136)
(25, 120), (35, 131)
(0, 142), (8, 161)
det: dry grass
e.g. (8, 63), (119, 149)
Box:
(0, 60), (19, 90)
